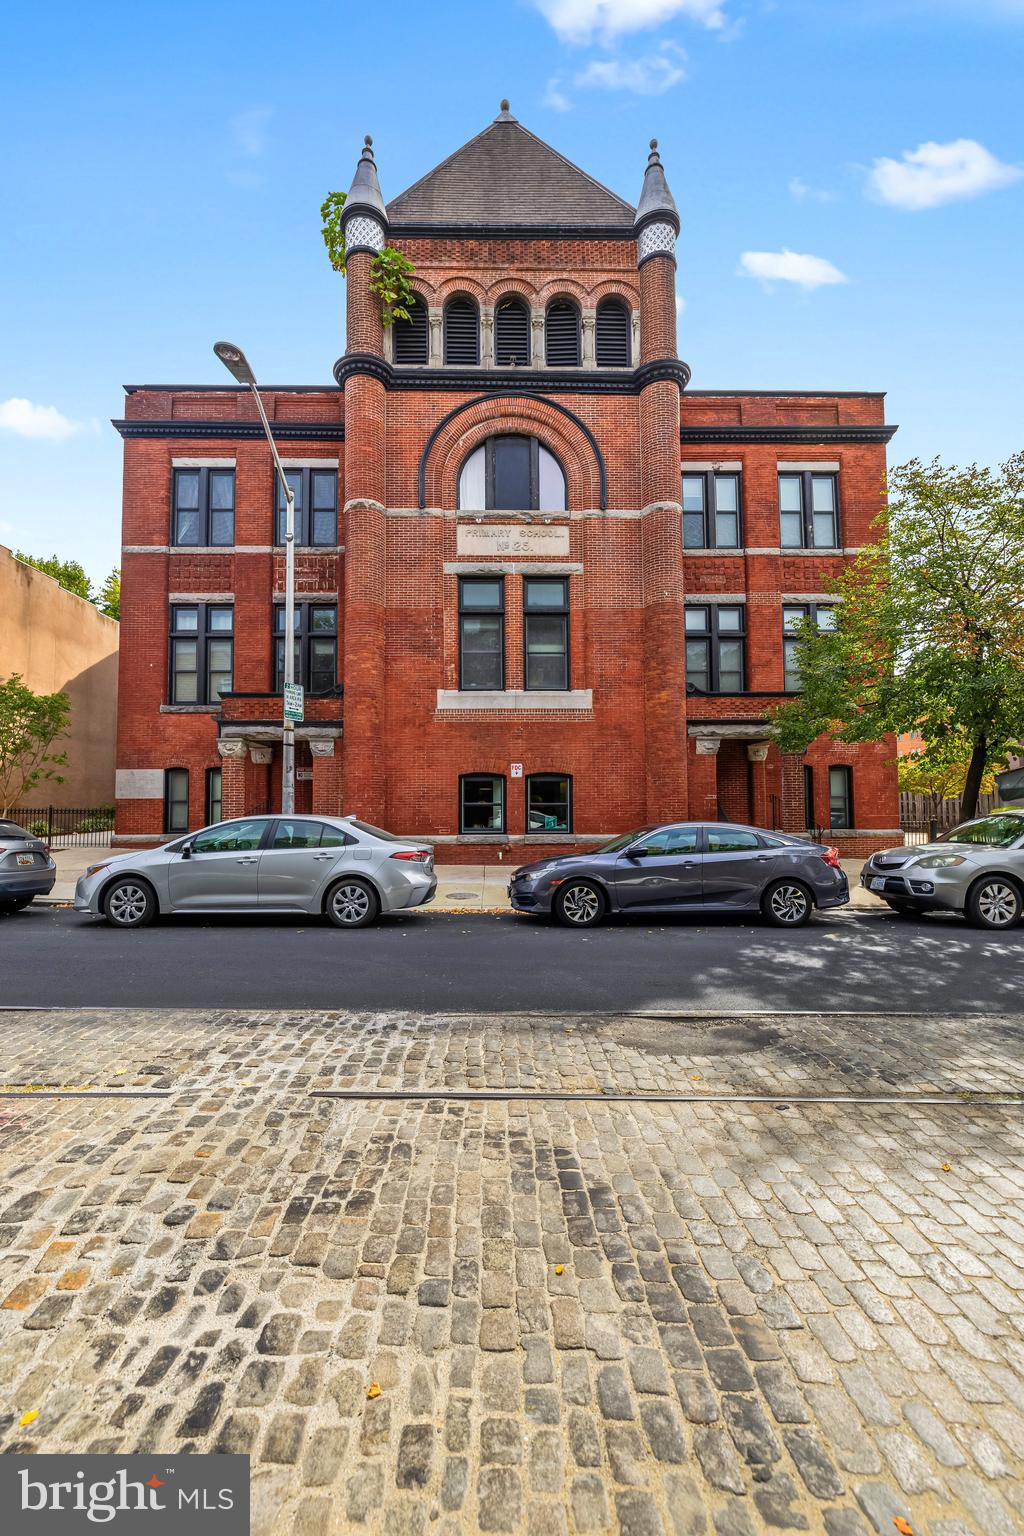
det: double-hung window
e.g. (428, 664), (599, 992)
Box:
(458, 578), (504, 691)
(460, 774), (505, 834)
(205, 767), (223, 826)
(172, 468), (235, 547)
(685, 605), (745, 694)
(779, 472), (839, 549)
(169, 604), (234, 704)
(526, 774), (572, 832)
(273, 604), (338, 695)
(829, 766), (854, 829)
(682, 472), (741, 549)
(165, 768), (189, 833)
(783, 603), (837, 691)
(524, 578), (569, 690)
(275, 467), (338, 547)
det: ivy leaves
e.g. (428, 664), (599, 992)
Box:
(320, 192), (417, 329)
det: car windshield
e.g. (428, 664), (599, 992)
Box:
(595, 829), (650, 855)
(348, 819), (405, 842)
(940, 813), (1024, 848)
(0, 822), (32, 839)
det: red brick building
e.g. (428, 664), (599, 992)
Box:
(114, 104), (899, 860)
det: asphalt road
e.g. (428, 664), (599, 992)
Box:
(2, 903), (1022, 1012)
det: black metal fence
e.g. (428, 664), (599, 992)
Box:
(6, 806), (115, 847)
(899, 790), (997, 845)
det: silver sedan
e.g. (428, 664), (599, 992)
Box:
(0, 819), (56, 912)
(861, 809), (1024, 929)
(74, 815), (436, 929)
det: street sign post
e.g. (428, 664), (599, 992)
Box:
(284, 683), (305, 723)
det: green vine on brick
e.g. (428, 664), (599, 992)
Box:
(320, 191), (417, 328)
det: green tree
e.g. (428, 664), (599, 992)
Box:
(0, 675), (70, 815)
(897, 734), (997, 817)
(96, 568), (120, 620)
(16, 551), (93, 601)
(773, 453), (1024, 820)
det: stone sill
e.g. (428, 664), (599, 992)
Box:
(436, 689), (593, 712)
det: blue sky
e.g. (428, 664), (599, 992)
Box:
(1, 0), (1021, 584)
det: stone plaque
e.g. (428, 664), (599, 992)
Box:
(456, 523), (570, 558)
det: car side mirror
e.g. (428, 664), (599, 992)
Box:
(626, 848), (646, 861)
(180, 842), (193, 860)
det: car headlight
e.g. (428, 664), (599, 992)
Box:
(519, 866), (550, 883)
(85, 861), (111, 878)
(914, 854), (966, 869)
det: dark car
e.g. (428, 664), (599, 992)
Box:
(0, 819), (57, 913)
(509, 821), (848, 927)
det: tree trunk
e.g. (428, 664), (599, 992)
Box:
(961, 734), (988, 820)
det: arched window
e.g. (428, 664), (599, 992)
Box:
(545, 299), (581, 367)
(595, 297), (631, 367)
(494, 296), (530, 367)
(444, 295), (480, 365)
(458, 435), (567, 512)
(393, 293), (428, 364)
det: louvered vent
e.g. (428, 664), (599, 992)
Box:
(545, 301), (580, 367)
(393, 295), (428, 364)
(444, 297), (480, 365)
(495, 297), (530, 367)
(595, 299), (631, 368)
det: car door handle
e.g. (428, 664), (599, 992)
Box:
(312, 853), (334, 861)
(683, 862), (698, 868)
(235, 856), (259, 865)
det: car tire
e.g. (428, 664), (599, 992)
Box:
(762, 879), (813, 927)
(12, 896), (33, 910)
(325, 878), (380, 929)
(965, 875), (1022, 931)
(103, 878), (157, 929)
(553, 880), (605, 928)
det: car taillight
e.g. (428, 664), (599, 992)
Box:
(391, 850), (431, 862)
(821, 846), (842, 869)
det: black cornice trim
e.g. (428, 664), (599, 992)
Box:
(679, 425), (898, 444)
(333, 354), (692, 395)
(388, 223), (636, 240)
(112, 419), (345, 441)
(417, 393), (608, 511)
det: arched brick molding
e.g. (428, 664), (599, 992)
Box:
(589, 278), (640, 307)
(419, 394), (606, 510)
(486, 277), (540, 305)
(535, 278), (590, 307)
(434, 275), (490, 306)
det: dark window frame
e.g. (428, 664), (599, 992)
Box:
(523, 577), (570, 692)
(803, 764), (815, 831)
(459, 435), (567, 512)
(526, 773), (573, 833)
(778, 471), (841, 550)
(274, 466), (338, 548)
(829, 765), (854, 830)
(782, 602), (837, 692)
(165, 768), (190, 833)
(459, 773), (507, 835)
(205, 766), (223, 826)
(458, 577), (505, 692)
(494, 295), (531, 367)
(169, 603), (234, 705)
(684, 605), (746, 695)
(595, 297), (632, 368)
(545, 298), (582, 367)
(273, 602), (339, 695)
(682, 471), (743, 550)
(171, 467), (235, 548)
(443, 294), (480, 365)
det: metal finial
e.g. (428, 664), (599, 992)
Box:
(650, 138), (658, 150)
(365, 134), (373, 146)
(501, 99), (510, 112)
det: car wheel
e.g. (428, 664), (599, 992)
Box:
(326, 878), (379, 929)
(104, 878), (156, 928)
(965, 876), (1022, 930)
(762, 879), (813, 927)
(553, 880), (605, 928)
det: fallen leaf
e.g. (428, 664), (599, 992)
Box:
(367, 1382), (381, 1399)
(941, 1163), (951, 1172)
(893, 1519), (913, 1535)
(554, 1265), (564, 1276)
(19, 1409), (39, 1426)
(691, 1075), (701, 1082)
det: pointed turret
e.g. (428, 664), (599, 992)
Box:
(634, 139), (679, 261)
(342, 135), (388, 257)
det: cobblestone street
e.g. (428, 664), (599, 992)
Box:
(1, 1007), (1023, 1536)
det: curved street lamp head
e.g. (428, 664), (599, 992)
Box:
(213, 341), (256, 385)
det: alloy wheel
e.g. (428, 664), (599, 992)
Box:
(561, 884), (600, 925)
(977, 881), (1020, 928)
(769, 883), (810, 924)
(331, 883), (372, 925)
(107, 884), (150, 926)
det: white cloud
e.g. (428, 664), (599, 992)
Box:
(544, 76), (572, 111)
(867, 138), (1022, 210)
(575, 43), (687, 94)
(229, 106), (272, 158)
(532, 0), (726, 43)
(789, 176), (836, 203)
(739, 249), (849, 290)
(0, 398), (85, 441)
(675, 291), (686, 314)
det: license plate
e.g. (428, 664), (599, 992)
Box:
(16, 853), (35, 867)
(870, 876), (885, 891)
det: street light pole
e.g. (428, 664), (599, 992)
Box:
(214, 341), (295, 814)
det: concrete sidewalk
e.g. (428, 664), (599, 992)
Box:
(41, 845), (885, 911)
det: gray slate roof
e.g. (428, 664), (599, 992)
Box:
(387, 108), (635, 229)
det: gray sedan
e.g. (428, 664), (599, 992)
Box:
(861, 809), (1024, 929)
(509, 822), (849, 927)
(74, 815), (436, 928)
(0, 820), (56, 912)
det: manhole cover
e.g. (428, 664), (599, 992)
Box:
(443, 891), (478, 901)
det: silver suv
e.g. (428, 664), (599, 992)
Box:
(861, 810), (1024, 929)
(74, 815), (435, 929)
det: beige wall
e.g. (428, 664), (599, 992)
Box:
(0, 545), (119, 808)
